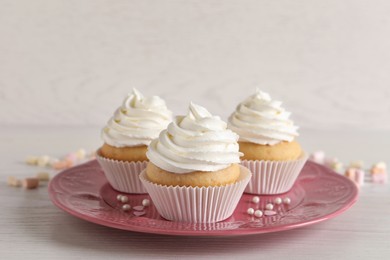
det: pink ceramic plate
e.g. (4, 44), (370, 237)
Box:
(48, 160), (358, 236)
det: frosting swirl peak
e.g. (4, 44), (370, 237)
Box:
(228, 89), (299, 145)
(147, 103), (243, 174)
(101, 88), (172, 147)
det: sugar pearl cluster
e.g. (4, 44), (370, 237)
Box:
(247, 196), (291, 218)
(116, 194), (150, 216)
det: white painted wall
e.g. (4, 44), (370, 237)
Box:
(1, 0), (389, 130)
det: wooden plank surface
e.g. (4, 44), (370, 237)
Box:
(0, 126), (389, 259)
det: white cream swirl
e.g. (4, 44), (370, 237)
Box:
(228, 89), (299, 145)
(146, 103), (243, 174)
(101, 89), (172, 147)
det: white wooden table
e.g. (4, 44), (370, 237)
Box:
(1, 126), (389, 260)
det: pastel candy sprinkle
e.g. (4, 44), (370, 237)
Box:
(7, 176), (21, 187)
(309, 151), (325, 164)
(53, 161), (69, 170)
(37, 155), (50, 167)
(372, 173), (388, 184)
(133, 211), (146, 216)
(25, 156), (38, 165)
(22, 178), (39, 189)
(133, 206), (144, 211)
(36, 172), (50, 181)
(355, 169), (365, 186)
(65, 153), (78, 164)
(75, 148), (87, 160)
(349, 161), (364, 169)
(264, 210), (277, 216)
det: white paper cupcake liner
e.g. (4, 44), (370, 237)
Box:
(139, 165), (251, 223)
(96, 153), (148, 194)
(242, 154), (308, 195)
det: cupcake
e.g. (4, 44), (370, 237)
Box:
(97, 88), (172, 193)
(139, 103), (251, 223)
(228, 89), (307, 194)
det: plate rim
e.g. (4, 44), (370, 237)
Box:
(48, 160), (359, 236)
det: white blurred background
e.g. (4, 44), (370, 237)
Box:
(1, 0), (389, 130)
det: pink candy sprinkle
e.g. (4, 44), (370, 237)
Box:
(264, 210), (277, 216)
(355, 169), (365, 186)
(65, 153), (78, 163)
(345, 168), (365, 186)
(372, 173), (388, 184)
(371, 163), (387, 181)
(53, 161), (69, 170)
(133, 211), (146, 216)
(133, 206), (144, 211)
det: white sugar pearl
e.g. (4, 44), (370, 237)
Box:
(120, 196), (129, 203)
(254, 210), (263, 218)
(252, 196), (260, 203)
(265, 203), (274, 210)
(116, 195), (123, 201)
(283, 197), (291, 204)
(122, 204), (131, 211)
(274, 197), (282, 205)
(142, 199), (150, 207)
(247, 208), (255, 215)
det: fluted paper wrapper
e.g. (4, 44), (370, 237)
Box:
(96, 153), (148, 194)
(242, 154), (307, 195)
(139, 166), (251, 223)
